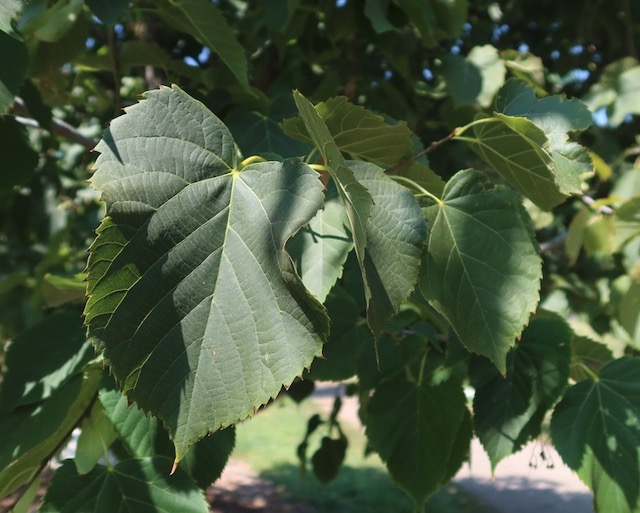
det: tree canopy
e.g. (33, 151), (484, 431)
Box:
(1, 1), (640, 512)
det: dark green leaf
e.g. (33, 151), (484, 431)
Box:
(392, 0), (467, 48)
(0, 30), (27, 111)
(0, 312), (93, 411)
(41, 457), (208, 513)
(85, 0), (129, 25)
(0, 368), (102, 498)
(420, 169), (542, 372)
(471, 317), (572, 469)
(85, 85), (328, 461)
(158, 0), (250, 90)
(366, 375), (468, 508)
(364, 0), (396, 33)
(0, 117), (38, 192)
(312, 437), (347, 484)
(42, 273), (86, 308)
(100, 382), (235, 488)
(551, 357), (640, 513)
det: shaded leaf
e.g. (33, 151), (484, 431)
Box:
(0, 312), (93, 412)
(471, 317), (572, 470)
(312, 437), (347, 484)
(0, 117), (38, 193)
(42, 273), (87, 308)
(551, 357), (640, 513)
(41, 457), (208, 513)
(75, 400), (119, 475)
(419, 169), (542, 372)
(441, 44), (506, 108)
(366, 375), (467, 509)
(100, 382), (235, 488)
(85, 0), (129, 25)
(158, 0), (249, 90)
(392, 0), (467, 48)
(496, 78), (593, 192)
(364, 0), (396, 33)
(85, 85), (328, 461)
(0, 368), (101, 498)
(0, 29), (27, 112)
(283, 96), (415, 167)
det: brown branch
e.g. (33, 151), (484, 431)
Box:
(386, 130), (456, 173)
(11, 98), (97, 151)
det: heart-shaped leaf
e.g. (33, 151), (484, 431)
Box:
(551, 357), (640, 513)
(85, 85), (329, 461)
(419, 169), (541, 372)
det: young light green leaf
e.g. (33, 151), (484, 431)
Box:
(42, 273), (87, 308)
(158, 0), (250, 91)
(471, 317), (572, 470)
(283, 96), (415, 167)
(41, 457), (208, 513)
(365, 375), (468, 509)
(419, 169), (542, 372)
(551, 357), (640, 513)
(75, 400), (118, 475)
(85, 85), (328, 462)
(288, 181), (353, 303)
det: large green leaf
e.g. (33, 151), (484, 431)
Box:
(496, 78), (593, 192)
(41, 457), (208, 513)
(0, 312), (94, 412)
(419, 169), (542, 372)
(365, 375), (468, 509)
(351, 161), (427, 334)
(0, 368), (101, 498)
(0, 5), (26, 112)
(85, 85), (328, 461)
(283, 96), (415, 167)
(100, 382), (235, 488)
(460, 80), (592, 210)
(551, 357), (640, 513)
(292, 93), (373, 309)
(157, 0), (249, 91)
(471, 317), (572, 470)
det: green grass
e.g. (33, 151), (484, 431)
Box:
(234, 396), (492, 513)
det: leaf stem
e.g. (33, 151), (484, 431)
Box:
(239, 155), (267, 169)
(390, 175), (443, 205)
(575, 362), (600, 381)
(453, 116), (498, 138)
(309, 163), (330, 173)
(417, 351), (428, 386)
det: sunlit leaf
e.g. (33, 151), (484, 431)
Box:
(85, 85), (328, 461)
(420, 169), (541, 371)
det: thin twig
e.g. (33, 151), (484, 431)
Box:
(11, 99), (97, 150)
(386, 131), (456, 173)
(107, 28), (122, 115)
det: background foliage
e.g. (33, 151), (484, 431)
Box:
(1, 1), (640, 512)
